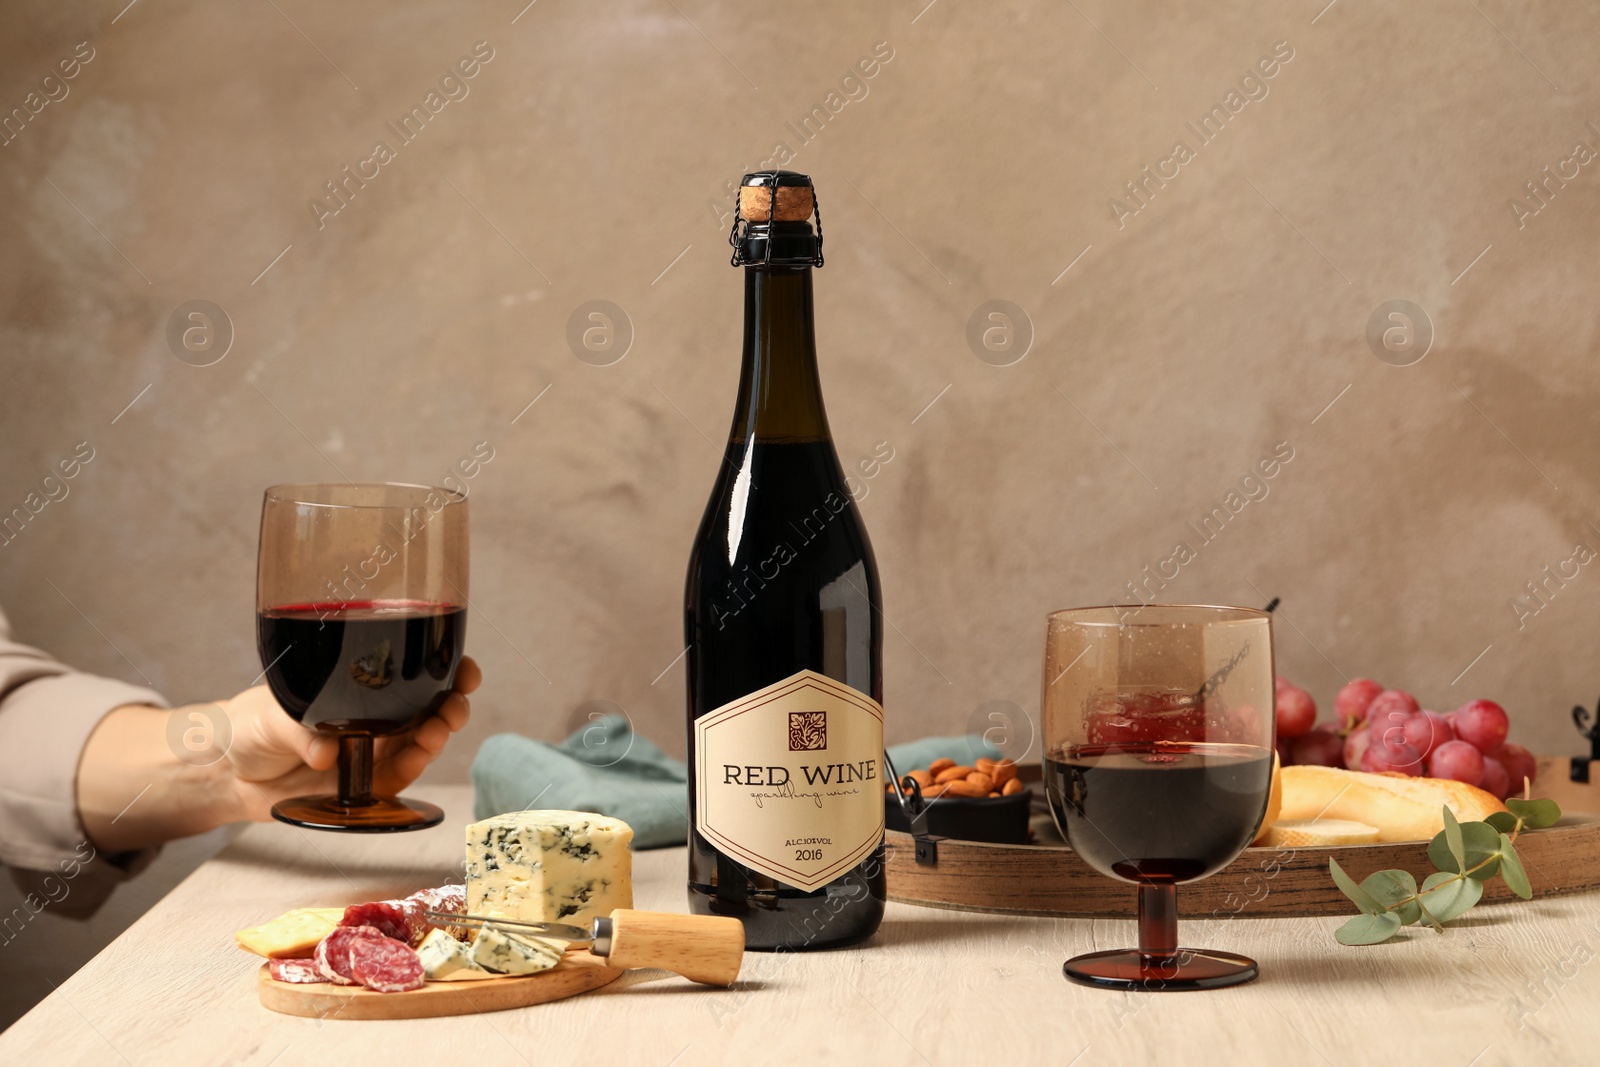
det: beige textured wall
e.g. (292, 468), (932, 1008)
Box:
(3, 0), (1599, 783)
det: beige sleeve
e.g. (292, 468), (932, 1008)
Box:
(0, 605), (167, 901)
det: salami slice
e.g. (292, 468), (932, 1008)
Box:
(409, 883), (465, 915)
(315, 925), (386, 985)
(337, 886), (468, 946)
(349, 934), (426, 993)
(268, 957), (327, 984)
(339, 899), (427, 945)
(409, 884), (468, 940)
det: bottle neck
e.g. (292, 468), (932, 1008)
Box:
(729, 266), (829, 444)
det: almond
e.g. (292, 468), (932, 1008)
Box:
(966, 772), (993, 792)
(928, 757), (956, 775)
(988, 791), (1001, 797)
(943, 779), (987, 798)
(921, 783), (948, 798)
(908, 768), (934, 787)
(1001, 777), (1025, 796)
(975, 757), (996, 773)
(935, 765), (975, 784)
(990, 760), (1018, 788)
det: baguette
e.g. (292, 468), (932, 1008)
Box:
(1250, 753), (1284, 846)
(1276, 765), (1505, 843)
(1266, 818), (1380, 847)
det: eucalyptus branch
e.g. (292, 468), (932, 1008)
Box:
(1328, 795), (1560, 946)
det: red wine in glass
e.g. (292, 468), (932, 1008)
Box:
(257, 483), (468, 832)
(257, 600), (466, 734)
(1044, 743), (1273, 883)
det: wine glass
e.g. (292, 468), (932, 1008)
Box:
(1042, 604), (1274, 990)
(256, 483), (468, 832)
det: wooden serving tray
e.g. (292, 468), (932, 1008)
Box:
(886, 756), (1600, 918)
(257, 950), (619, 1019)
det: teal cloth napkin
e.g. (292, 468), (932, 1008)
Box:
(471, 716), (1000, 849)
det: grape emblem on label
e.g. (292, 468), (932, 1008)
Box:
(789, 711), (827, 751)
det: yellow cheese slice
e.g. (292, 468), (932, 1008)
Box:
(234, 907), (345, 958)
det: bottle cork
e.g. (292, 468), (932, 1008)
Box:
(738, 184), (814, 222)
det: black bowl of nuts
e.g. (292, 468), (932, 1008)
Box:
(884, 758), (1032, 845)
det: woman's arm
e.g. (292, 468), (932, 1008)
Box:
(77, 659), (480, 853)
(0, 608), (169, 876)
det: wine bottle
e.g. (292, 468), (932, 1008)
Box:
(684, 171), (885, 950)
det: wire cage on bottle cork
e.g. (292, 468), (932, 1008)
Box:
(728, 170), (824, 268)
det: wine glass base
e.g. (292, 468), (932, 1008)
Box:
(271, 794), (445, 833)
(1062, 948), (1258, 991)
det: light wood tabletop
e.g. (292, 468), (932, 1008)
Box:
(4, 784), (1598, 1066)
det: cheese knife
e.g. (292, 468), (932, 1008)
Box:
(429, 909), (744, 987)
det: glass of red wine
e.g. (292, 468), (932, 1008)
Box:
(256, 483), (468, 832)
(1042, 604), (1274, 990)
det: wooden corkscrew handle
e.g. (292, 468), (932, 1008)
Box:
(591, 909), (745, 987)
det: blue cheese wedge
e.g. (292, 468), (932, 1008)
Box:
(466, 810), (633, 927)
(416, 928), (495, 981)
(469, 924), (564, 976)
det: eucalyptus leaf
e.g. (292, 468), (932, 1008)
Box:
(1336, 911), (1404, 946)
(1498, 834), (1533, 899)
(1505, 797), (1562, 830)
(1419, 870), (1482, 922)
(1443, 806), (1466, 868)
(1484, 811), (1520, 835)
(1460, 822), (1504, 880)
(1415, 896), (1445, 934)
(1427, 829), (1451, 871)
(1430, 821), (1502, 879)
(1360, 869), (1421, 925)
(1330, 858), (1383, 915)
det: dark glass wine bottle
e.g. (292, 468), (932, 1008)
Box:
(684, 171), (885, 950)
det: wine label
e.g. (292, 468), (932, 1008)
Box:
(694, 669), (885, 892)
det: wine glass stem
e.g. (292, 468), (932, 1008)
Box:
(337, 735), (375, 808)
(1137, 882), (1178, 961)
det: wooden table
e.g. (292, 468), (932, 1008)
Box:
(4, 784), (1598, 1065)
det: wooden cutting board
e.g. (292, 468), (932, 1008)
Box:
(257, 950), (620, 1019)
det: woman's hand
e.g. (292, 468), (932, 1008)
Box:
(223, 657), (481, 821)
(77, 659), (481, 852)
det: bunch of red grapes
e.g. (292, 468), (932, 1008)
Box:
(1274, 677), (1536, 800)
